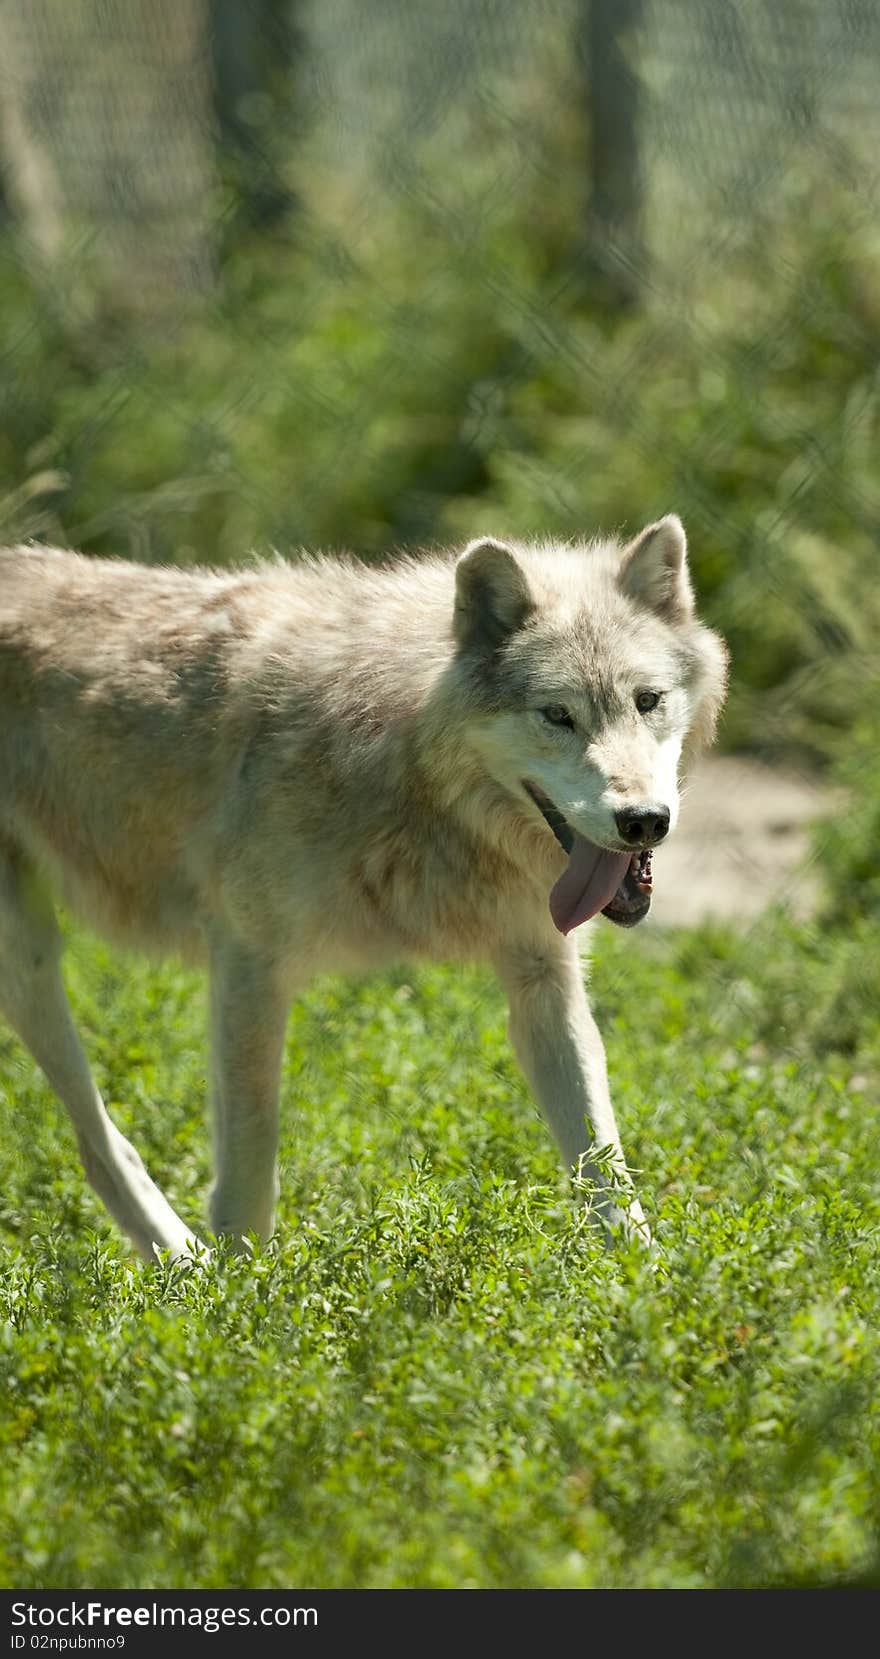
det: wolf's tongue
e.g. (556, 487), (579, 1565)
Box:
(549, 835), (631, 935)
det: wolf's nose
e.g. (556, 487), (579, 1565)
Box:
(615, 807), (670, 847)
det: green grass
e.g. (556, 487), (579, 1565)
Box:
(1, 901), (877, 1589)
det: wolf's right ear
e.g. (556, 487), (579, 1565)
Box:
(619, 514), (694, 622)
(453, 538), (533, 651)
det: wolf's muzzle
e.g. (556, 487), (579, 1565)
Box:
(614, 806), (670, 847)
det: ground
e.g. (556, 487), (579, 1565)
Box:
(1, 750), (876, 1591)
(651, 755), (836, 928)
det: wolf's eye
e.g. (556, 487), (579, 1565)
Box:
(635, 690), (661, 714)
(541, 705), (574, 729)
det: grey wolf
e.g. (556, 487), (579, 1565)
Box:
(0, 516), (727, 1259)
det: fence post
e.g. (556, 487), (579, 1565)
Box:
(581, 0), (646, 309)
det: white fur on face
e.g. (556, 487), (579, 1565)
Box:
(646, 735), (683, 831)
(457, 534), (719, 848)
(467, 708), (683, 849)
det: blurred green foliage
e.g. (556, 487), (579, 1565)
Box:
(816, 713), (880, 923)
(0, 156), (877, 768)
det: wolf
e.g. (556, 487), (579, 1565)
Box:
(0, 515), (726, 1260)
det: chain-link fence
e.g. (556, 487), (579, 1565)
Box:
(0, 0), (878, 775)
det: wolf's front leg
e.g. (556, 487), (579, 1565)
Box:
(493, 938), (650, 1245)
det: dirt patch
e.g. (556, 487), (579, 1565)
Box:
(649, 755), (837, 929)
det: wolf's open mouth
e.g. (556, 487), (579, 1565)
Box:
(523, 780), (653, 934)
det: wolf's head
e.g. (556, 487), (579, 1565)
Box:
(452, 516), (728, 934)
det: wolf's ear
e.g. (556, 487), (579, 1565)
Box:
(453, 537), (533, 650)
(619, 514), (694, 622)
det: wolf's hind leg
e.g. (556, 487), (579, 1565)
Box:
(207, 932), (290, 1246)
(0, 843), (202, 1261)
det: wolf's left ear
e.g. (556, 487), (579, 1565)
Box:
(619, 514), (694, 622)
(453, 537), (533, 650)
